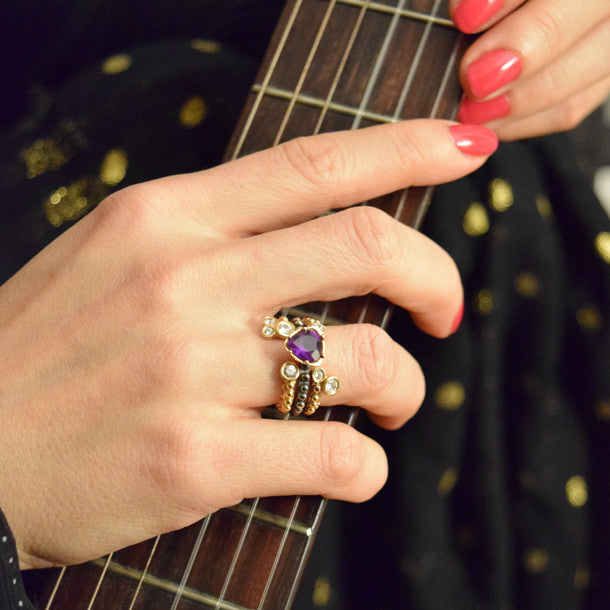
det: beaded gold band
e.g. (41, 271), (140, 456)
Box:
(262, 315), (340, 416)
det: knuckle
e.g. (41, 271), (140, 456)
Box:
(354, 324), (395, 397)
(279, 135), (350, 191)
(392, 126), (432, 168)
(556, 98), (586, 132)
(530, 5), (565, 50)
(317, 423), (365, 487)
(342, 207), (397, 269)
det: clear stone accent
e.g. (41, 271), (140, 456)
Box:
(263, 316), (276, 327)
(262, 326), (276, 338)
(312, 368), (325, 383)
(277, 320), (294, 337)
(281, 362), (299, 380)
(311, 321), (325, 336)
(324, 376), (339, 396)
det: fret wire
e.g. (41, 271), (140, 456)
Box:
(90, 558), (246, 610)
(169, 514), (212, 610)
(127, 535), (160, 610)
(86, 552), (113, 610)
(273, 0), (338, 146)
(393, 0), (444, 120)
(43, 566), (65, 610)
(215, 497), (261, 607)
(335, 0), (454, 27)
(228, 503), (313, 537)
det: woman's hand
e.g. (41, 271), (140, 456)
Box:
(0, 120), (496, 570)
(451, 0), (610, 140)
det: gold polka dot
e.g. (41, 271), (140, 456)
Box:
(434, 382), (465, 411)
(535, 194), (553, 219)
(596, 399), (610, 420)
(474, 289), (494, 315)
(190, 38), (220, 54)
(576, 306), (602, 332)
(21, 138), (69, 178)
(463, 202), (490, 237)
(312, 576), (331, 607)
(594, 232), (610, 264)
(101, 53), (132, 74)
(489, 178), (514, 212)
(44, 178), (107, 227)
(574, 566), (590, 590)
(514, 272), (540, 299)
(523, 548), (549, 574)
(100, 149), (128, 186)
(179, 95), (207, 128)
(437, 468), (459, 497)
(566, 475), (588, 508)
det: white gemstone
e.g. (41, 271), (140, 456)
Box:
(311, 321), (325, 336)
(263, 316), (276, 327)
(312, 368), (325, 383)
(324, 376), (339, 396)
(262, 326), (276, 338)
(277, 320), (294, 337)
(281, 362), (299, 380)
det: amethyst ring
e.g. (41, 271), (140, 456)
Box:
(262, 315), (340, 416)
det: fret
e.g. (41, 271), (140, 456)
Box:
(90, 558), (246, 610)
(334, 0), (454, 27)
(228, 503), (313, 538)
(251, 83), (396, 124)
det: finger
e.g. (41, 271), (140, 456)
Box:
(238, 206), (463, 338)
(231, 324), (426, 429)
(490, 77), (610, 141)
(457, 20), (610, 125)
(215, 418), (389, 503)
(459, 0), (609, 100)
(451, 0), (525, 34)
(160, 120), (497, 237)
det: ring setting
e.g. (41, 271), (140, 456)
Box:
(262, 315), (340, 416)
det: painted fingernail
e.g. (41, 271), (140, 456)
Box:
(457, 94), (511, 124)
(453, 0), (504, 33)
(466, 49), (522, 99)
(450, 124), (498, 156)
(451, 301), (464, 334)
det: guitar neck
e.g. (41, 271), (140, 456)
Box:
(31, 2), (466, 608)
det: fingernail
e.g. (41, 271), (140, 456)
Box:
(451, 301), (464, 334)
(453, 0), (504, 33)
(466, 49), (522, 99)
(450, 124), (498, 156)
(457, 94), (511, 124)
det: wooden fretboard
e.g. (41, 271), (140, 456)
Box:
(29, 1), (466, 608)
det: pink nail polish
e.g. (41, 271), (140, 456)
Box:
(450, 124), (498, 156)
(451, 301), (464, 334)
(466, 49), (522, 99)
(457, 94), (511, 124)
(453, 0), (504, 33)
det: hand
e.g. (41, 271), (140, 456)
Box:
(0, 120), (496, 570)
(451, 0), (610, 140)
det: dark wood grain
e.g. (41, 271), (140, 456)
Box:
(27, 1), (467, 607)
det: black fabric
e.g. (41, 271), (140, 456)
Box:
(1, 2), (609, 609)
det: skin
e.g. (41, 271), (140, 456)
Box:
(1, 0), (608, 572)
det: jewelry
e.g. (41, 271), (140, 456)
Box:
(262, 315), (340, 416)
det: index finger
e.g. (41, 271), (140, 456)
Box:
(160, 120), (497, 237)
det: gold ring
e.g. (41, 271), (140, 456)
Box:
(262, 315), (340, 416)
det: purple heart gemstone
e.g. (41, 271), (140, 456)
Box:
(286, 329), (323, 363)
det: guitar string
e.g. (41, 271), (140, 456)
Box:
(127, 534), (160, 610)
(86, 552), (113, 609)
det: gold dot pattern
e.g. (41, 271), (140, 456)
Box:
(489, 178), (514, 212)
(312, 576), (331, 607)
(574, 567), (590, 590)
(514, 272), (540, 299)
(21, 139), (69, 179)
(475, 289), (494, 315)
(565, 476), (588, 508)
(180, 96), (208, 128)
(101, 53), (132, 74)
(576, 306), (602, 332)
(594, 232), (610, 264)
(190, 38), (220, 54)
(523, 548), (549, 574)
(44, 178), (108, 227)
(100, 149), (128, 186)
(434, 382), (465, 411)
(596, 400), (610, 421)
(463, 201), (490, 237)
(437, 468), (459, 497)
(535, 194), (553, 218)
